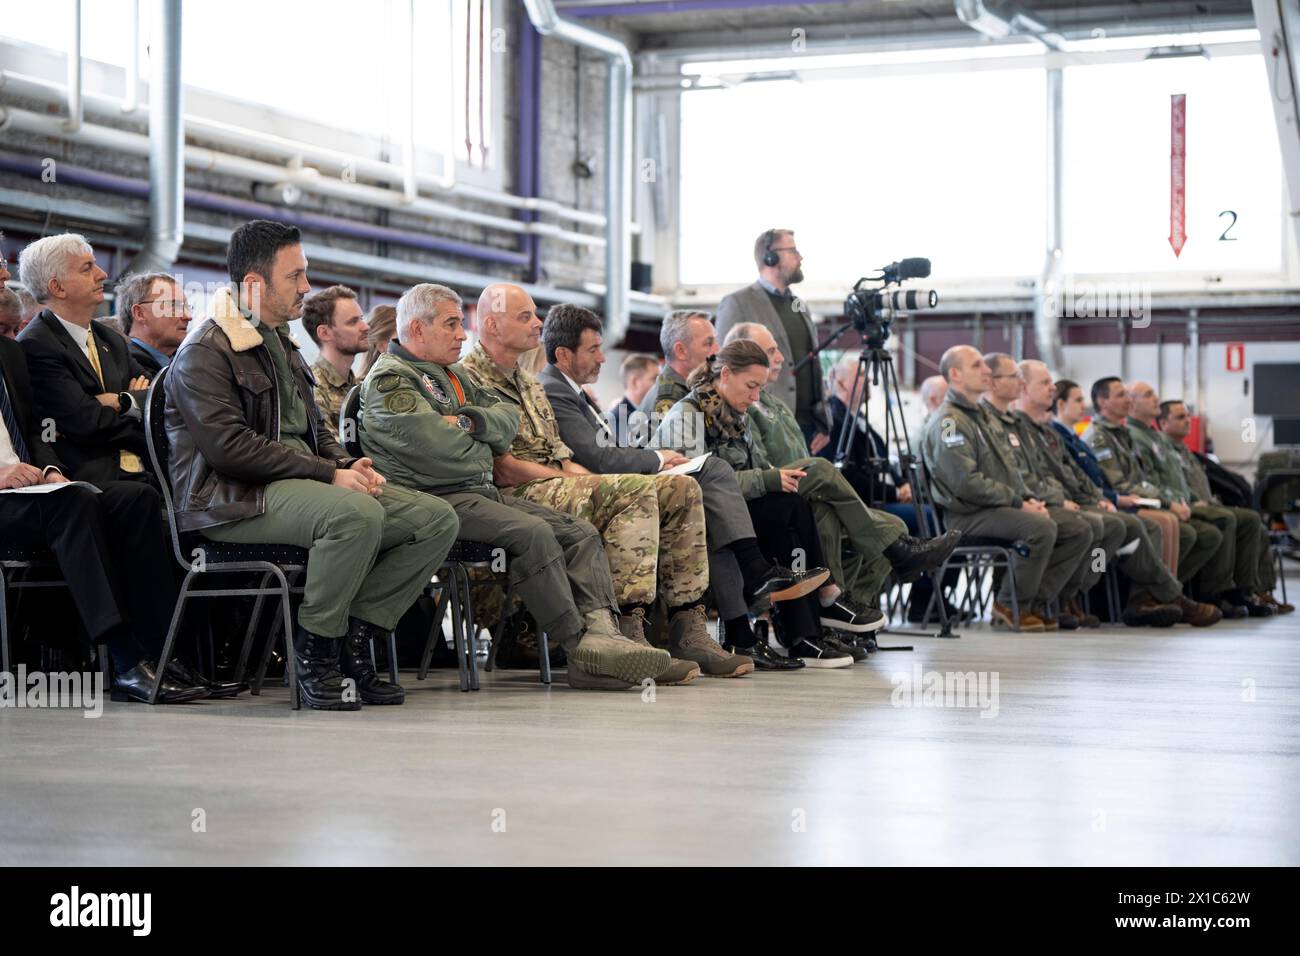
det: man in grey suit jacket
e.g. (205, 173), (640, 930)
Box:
(715, 228), (830, 450)
(540, 303), (810, 670)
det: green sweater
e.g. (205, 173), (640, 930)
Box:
(359, 345), (520, 495)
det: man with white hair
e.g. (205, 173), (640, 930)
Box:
(358, 283), (677, 689)
(17, 233), (153, 487)
(166, 221), (459, 710)
(919, 375), (947, 420)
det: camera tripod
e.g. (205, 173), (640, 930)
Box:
(823, 344), (959, 641)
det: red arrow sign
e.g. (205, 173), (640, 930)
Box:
(1169, 93), (1187, 257)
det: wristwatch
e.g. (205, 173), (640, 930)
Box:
(117, 392), (131, 414)
(456, 414), (473, 432)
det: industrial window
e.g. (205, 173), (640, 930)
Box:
(677, 67), (1047, 288)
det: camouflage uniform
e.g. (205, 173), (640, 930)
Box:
(357, 345), (620, 647)
(463, 343), (707, 608)
(309, 356), (355, 428)
(638, 364), (690, 421)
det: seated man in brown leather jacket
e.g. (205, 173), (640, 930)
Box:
(164, 220), (458, 710)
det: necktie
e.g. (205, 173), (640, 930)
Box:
(582, 389), (612, 440)
(85, 330), (144, 474)
(0, 375), (31, 464)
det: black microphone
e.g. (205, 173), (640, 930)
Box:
(896, 257), (931, 280)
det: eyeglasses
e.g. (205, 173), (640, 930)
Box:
(991, 373), (1023, 381)
(138, 298), (192, 315)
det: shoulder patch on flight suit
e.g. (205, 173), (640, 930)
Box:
(375, 374), (403, 394)
(384, 391), (419, 414)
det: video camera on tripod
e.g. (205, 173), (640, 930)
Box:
(844, 257), (939, 350)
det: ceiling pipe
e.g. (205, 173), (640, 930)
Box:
(559, 0), (856, 14)
(128, 0), (183, 274)
(524, 0), (632, 344)
(64, 0), (82, 132)
(122, 0), (140, 114)
(0, 71), (606, 229)
(1035, 67), (1066, 374)
(0, 105), (606, 247)
(953, 0), (1065, 51)
(0, 153), (530, 267)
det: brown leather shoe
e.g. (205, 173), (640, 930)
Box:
(991, 602), (1046, 632)
(1176, 594), (1223, 627)
(1065, 597), (1101, 628)
(1259, 592), (1295, 614)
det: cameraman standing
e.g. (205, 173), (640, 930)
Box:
(716, 229), (831, 452)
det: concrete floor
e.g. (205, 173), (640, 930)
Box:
(2, 605), (1298, 866)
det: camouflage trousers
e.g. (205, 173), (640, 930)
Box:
(505, 472), (708, 608)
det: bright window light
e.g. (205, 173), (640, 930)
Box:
(678, 69), (1046, 287)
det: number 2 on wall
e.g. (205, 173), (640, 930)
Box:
(1219, 210), (1238, 241)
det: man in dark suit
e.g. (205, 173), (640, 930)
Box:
(0, 332), (211, 702)
(16, 234), (153, 489)
(116, 270), (192, 376)
(538, 303), (807, 670)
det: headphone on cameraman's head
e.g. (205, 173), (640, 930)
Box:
(761, 229), (780, 268)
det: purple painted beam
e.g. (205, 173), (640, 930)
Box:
(0, 154), (530, 267)
(560, 0), (857, 18)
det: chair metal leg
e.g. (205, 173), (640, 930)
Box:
(252, 606), (286, 697)
(236, 572), (274, 684)
(149, 572), (194, 704)
(387, 631), (399, 685)
(459, 565), (480, 691)
(484, 576), (514, 673)
(538, 629), (552, 685)
(418, 580), (451, 680)
(0, 566), (10, 677)
(269, 567), (299, 710)
(448, 568), (470, 692)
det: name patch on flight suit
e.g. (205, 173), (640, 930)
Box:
(421, 374), (449, 405)
(1095, 447), (1113, 461)
(1008, 433), (1021, 448)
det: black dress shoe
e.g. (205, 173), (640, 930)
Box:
(724, 636), (805, 670)
(747, 565), (830, 605)
(113, 660), (210, 704)
(164, 659), (247, 699)
(341, 619), (405, 705)
(293, 627), (361, 711)
(884, 530), (962, 583)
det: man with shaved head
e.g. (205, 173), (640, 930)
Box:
(1015, 360), (1188, 627)
(921, 345), (1067, 631)
(464, 284), (754, 679)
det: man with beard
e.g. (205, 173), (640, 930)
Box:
(715, 229), (831, 452)
(166, 221), (458, 710)
(302, 285), (369, 424)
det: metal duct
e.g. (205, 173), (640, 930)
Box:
(523, 0), (632, 344)
(127, 0), (183, 275)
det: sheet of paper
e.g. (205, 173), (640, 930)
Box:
(0, 480), (103, 495)
(663, 453), (711, 476)
(1131, 497), (1163, 509)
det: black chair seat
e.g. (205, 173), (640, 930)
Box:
(447, 540), (496, 564)
(187, 538), (310, 567)
(0, 546), (58, 564)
